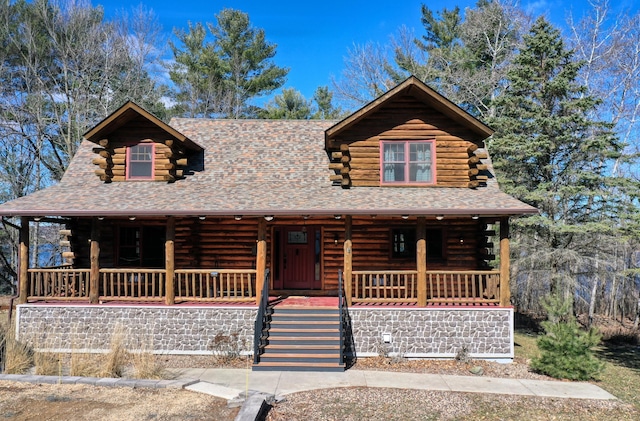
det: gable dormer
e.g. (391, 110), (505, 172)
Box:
(325, 76), (493, 188)
(83, 101), (203, 183)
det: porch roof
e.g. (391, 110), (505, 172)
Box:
(0, 119), (537, 218)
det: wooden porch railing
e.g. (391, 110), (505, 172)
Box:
(27, 268), (90, 301)
(25, 268), (257, 303)
(352, 270), (418, 304)
(427, 270), (501, 304)
(174, 269), (256, 302)
(350, 270), (501, 305)
(99, 269), (166, 301)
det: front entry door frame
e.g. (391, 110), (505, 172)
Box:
(272, 226), (320, 290)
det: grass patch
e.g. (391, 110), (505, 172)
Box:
(513, 330), (540, 361)
(34, 352), (60, 376)
(99, 325), (129, 378)
(596, 342), (640, 410)
(69, 352), (100, 377)
(1, 322), (32, 374)
(516, 327), (640, 411)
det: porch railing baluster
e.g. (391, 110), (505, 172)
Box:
(349, 270), (501, 306)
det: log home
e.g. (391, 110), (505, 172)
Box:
(0, 77), (536, 370)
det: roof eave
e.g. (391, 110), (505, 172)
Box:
(0, 208), (538, 218)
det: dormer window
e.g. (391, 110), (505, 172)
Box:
(381, 140), (435, 185)
(127, 144), (154, 180)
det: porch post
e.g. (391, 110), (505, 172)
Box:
(499, 217), (511, 307)
(18, 217), (29, 304)
(89, 217), (101, 304)
(255, 218), (267, 305)
(416, 217), (427, 307)
(344, 215), (352, 306)
(165, 216), (175, 305)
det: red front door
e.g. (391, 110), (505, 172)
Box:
(276, 227), (318, 289)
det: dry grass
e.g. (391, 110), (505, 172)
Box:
(131, 338), (167, 380)
(1, 322), (32, 374)
(69, 352), (100, 377)
(99, 325), (128, 378)
(34, 352), (61, 376)
(131, 351), (166, 379)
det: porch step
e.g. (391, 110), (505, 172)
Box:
(267, 336), (340, 346)
(268, 328), (340, 337)
(252, 361), (346, 372)
(253, 302), (344, 372)
(266, 344), (340, 351)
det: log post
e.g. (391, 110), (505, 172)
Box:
(255, 218), (267, 305)
(165, 216), (176, 305)
(499, 217), (511, 307)
(344, 216), (353, 306)
(417, 217), (427, 307)
(89, 218), (101, 304)
(18, 217), (29, 304)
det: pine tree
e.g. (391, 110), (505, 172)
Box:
(169, 8), (288, 118)
(531, 293), (604, 380)
(487, 17), (623, 306)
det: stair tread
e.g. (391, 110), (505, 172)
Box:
(270, 320), (340, 325)
(254, 362), (345, 367)
(272, 312), (339, 316)
(262, 352), (340, 358)
(270, 328), (339, 332)
(268, 336), (340, 341)
(267, 344), (340, 349)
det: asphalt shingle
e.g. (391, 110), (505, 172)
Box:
(0, 119), (536, 217)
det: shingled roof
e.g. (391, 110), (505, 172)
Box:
(0, 117), (536, 218)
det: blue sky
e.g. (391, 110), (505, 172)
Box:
(99, 0), (639, 101)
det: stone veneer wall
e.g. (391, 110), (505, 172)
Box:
(16, 305), (257, 355)
(16, 305), (512, 360)
(347, 307), (513, 360)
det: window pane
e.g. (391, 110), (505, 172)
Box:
(128, 144), (153, 179)
(384, 163), (405, 182)
(130, 161), (153, 177)
(383, 143), (406, 182)
(409, 143), (432, 182)
(391, 228), (416, 259)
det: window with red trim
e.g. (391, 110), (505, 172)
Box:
(126, 144), (154, 180)
(381, 140), (435, 184)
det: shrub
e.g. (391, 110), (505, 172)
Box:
(531, 294), (604, 381)
(208, 332), (243, 365)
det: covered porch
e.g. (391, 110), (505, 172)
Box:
(15, 213), (512, 308)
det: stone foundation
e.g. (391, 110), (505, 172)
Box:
(347, 307), (513, 360)
(16, 304), (513, 360)
(16, 304), (257, 355)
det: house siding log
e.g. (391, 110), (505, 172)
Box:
(90, 115), (189, 183)
(65, 216), (498, 298)
(327, 95), (488, 188)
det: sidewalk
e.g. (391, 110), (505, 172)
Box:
(0, 368), (618, 401)
(173, 368), (617, 401)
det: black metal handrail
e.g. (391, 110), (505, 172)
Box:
(253, 269), (270, 364)
(338, 269), (345, 365)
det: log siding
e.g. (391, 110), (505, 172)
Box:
(327, 96), (487, 188)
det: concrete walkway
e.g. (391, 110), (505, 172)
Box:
(173, 368), (617, 401)
(0, 368), (618, 401)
